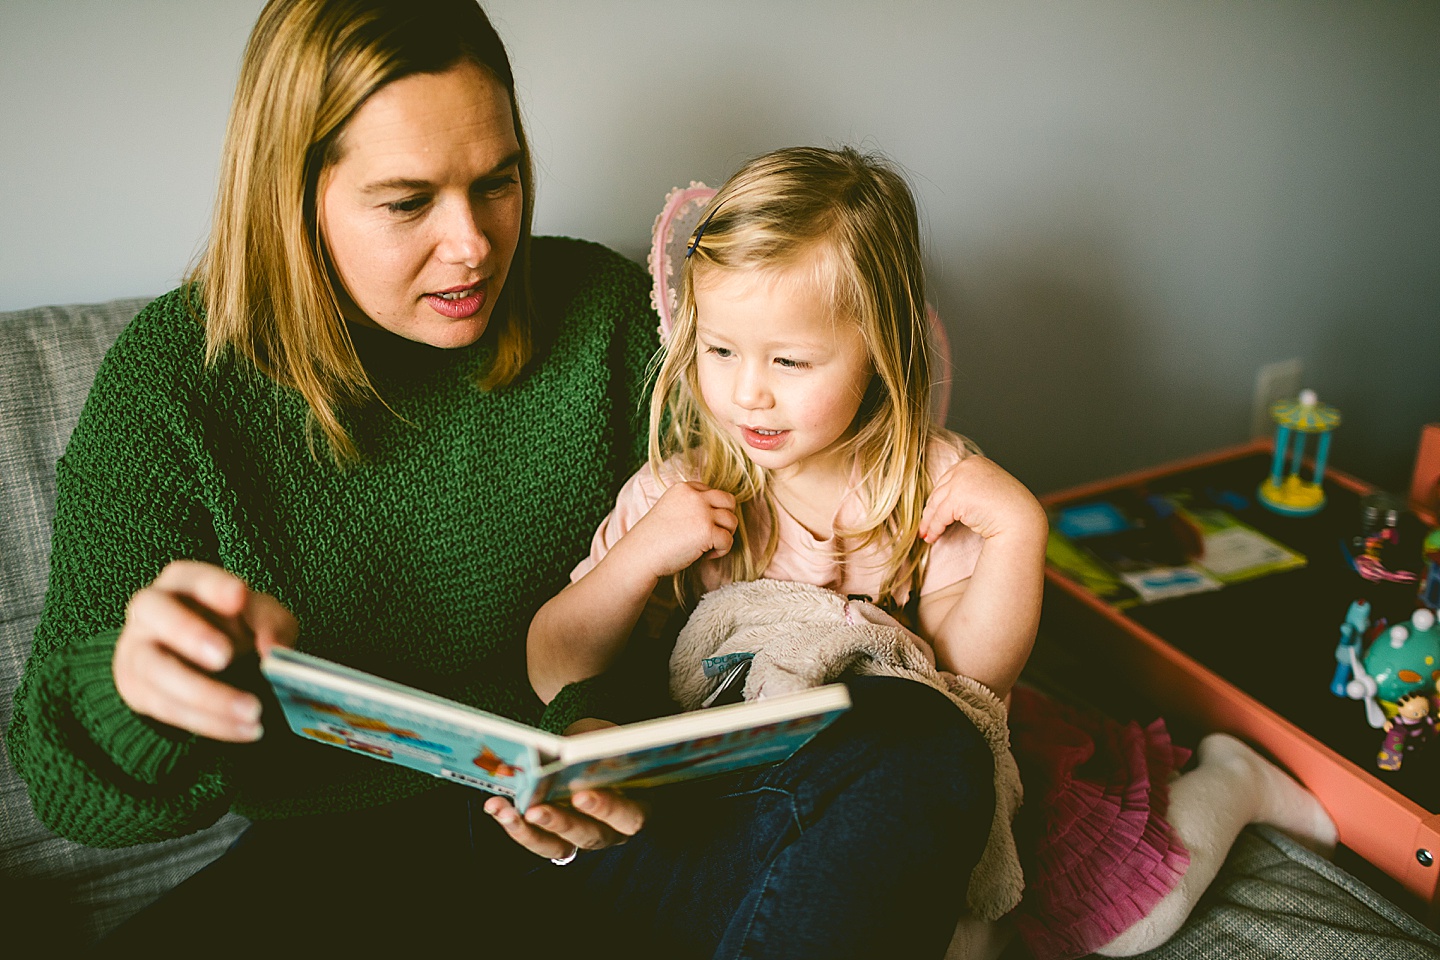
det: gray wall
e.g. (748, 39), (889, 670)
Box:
(2, 1), (1436, 495)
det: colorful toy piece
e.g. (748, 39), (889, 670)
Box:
(1345, 492), (1418, 584)
(1376, 691), (1436, 772)
(1420, 527), (1440, 611)
(1257, 389), (1340, 517)
(1331, 599), (1372, 697)
(1361, 607), (1440, 714)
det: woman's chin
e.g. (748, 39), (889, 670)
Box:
(374, 312), (491, 349)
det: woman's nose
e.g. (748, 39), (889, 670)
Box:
(436, 199), (491, 269)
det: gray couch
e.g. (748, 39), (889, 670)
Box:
(1, 297), (1437, 956)
(0, 298), (247, 952)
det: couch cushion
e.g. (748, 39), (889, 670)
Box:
(0, 298), (247, 950)
(1129, 825), (1440, 959)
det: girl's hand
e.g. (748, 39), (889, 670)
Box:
(918, 455), (1047, 545)
(621, 481), (737, 580)
(113, 560), (298, 742)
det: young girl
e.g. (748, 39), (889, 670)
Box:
(527, 146), (1336, 959)
(529, 145), (1049, 707)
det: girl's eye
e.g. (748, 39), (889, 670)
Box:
(775, 357), (811, 370)
(386, 196), (429, 215)
(705, 345), (733, 359)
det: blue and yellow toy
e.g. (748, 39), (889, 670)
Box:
(1258, 389), (1340, 517)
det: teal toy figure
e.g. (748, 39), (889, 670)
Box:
(1362, 608), (1440, 713)
(1345, 606), (1439, 728)
(1258, 389), (1340, 517)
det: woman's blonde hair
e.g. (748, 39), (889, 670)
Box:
(191, 0), (535, 463)
(651, 145), (965, 608)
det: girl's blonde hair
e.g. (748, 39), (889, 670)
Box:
(190, 0), (535, 463)
(651, 145), (967, 607)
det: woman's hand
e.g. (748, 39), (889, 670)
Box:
(918, 455), (1047, 545)
(113, 560), (298, 742)
(483, 718), (646, 859)
(483, 789), (647, 861)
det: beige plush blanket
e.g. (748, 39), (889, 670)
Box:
(668, 578), (1025, 923)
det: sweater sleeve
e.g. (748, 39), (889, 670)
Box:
(5, 293), (234, 846)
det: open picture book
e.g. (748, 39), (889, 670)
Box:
(260, 647), (850, 810)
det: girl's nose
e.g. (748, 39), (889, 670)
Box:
(733, 363), (773, 410)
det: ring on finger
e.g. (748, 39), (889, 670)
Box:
(550, 844), (579, 866)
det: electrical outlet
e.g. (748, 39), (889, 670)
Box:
(1251, 358), (1303, 438)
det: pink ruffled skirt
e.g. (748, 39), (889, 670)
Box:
(1006, 686), (1192, 960)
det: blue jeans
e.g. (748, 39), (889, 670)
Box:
(99, 677), (994, 959)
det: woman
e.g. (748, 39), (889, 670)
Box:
(7, 2), (994, 955)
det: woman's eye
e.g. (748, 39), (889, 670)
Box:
(476, 175), (519, 197)
(386, 196), (429, 215)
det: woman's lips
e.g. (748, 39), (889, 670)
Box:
(741, 426), (789, 450)
(423, 283), (485, 319)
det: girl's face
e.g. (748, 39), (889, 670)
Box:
(319, 61), (523, 349)
(693, 254), (874, 484)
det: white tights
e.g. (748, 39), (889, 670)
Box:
(1095, 733), (1337, 956)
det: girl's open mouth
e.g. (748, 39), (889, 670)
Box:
(742, 426), (788, 450)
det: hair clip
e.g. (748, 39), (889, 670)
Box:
(685, 205), (721, 259)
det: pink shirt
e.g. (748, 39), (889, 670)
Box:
(572, 438), (983, 607)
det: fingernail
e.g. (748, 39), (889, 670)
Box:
(242, 723), (264, 741)
(493, 808), (517, 826)
(201, 644), (228, 671)
(234, 698), (261, 723)
(525, 809), (550, 826)
(574, 793), (596, 812)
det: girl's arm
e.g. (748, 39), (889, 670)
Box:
(528, 480), (737, 703)
(914, 455), (1049, 699)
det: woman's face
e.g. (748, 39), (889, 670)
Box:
(319, 61), (523, 348)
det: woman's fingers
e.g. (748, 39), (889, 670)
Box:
(149, 560), (299, 656)
(240, 589), (300, 656)
(571, 789), (647, 837)
(151, 559), (251, 620)
(123, 586), (238, 673)
(522, 803), (620, 851)
(141, 650), (263, 742)
(114, 631), (263, 742)
(483, 790), (647, 860)
(114, 560), (296, 741)
(483, 798), (591, 859)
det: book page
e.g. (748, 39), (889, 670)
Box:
(262, 648), (556, 798)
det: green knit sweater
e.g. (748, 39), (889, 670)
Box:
(7, 237), (664, 847)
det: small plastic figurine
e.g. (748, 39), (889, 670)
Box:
(1376, 691), (1436, 771)
(1331, 599), (1371, 697)
(1257, 389), (1339, 517)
